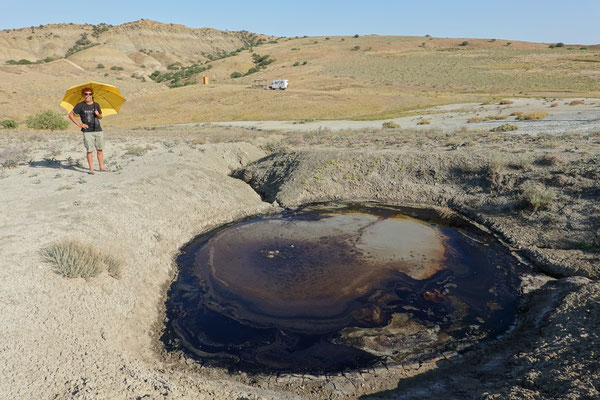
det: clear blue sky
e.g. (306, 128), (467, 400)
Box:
(2, 0), (599, 44)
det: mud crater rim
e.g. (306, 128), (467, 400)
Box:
(163, 202), (526, 374)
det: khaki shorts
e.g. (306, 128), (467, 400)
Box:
(83, 131), (105, 152)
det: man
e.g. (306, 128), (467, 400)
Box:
(68, 88), (108, 174)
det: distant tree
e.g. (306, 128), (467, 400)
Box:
(353, 34), (359, 38)
(459, 41), (469, 46)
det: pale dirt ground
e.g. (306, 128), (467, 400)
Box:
(206, 97), (600, 134)
(0, 103), (599, 399)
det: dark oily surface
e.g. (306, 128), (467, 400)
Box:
(165, 203), (522, 373)
(235, 144), (600, 280)
(361, 277), (600, 400)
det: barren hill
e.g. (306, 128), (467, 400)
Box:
(0, 20), (270, 66)
(0, 21), (599, 127)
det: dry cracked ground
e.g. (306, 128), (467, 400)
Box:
(0, 116), (599, 399)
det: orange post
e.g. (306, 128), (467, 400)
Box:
(203, 76), (209, 85)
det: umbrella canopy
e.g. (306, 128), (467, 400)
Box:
(60, 81), (126, 116)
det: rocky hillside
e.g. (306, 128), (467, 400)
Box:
(0, 19), (273, 69)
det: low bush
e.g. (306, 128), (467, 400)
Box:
(459, 41), (469, 46)
(382, 121), (399, 129)
(351, 46), (360, 51)
(510, 111), (524, 116)
(569, 100), (584, 106)
(1, 119), (18, 129)
(550, 102), (559, 107)
(96, 63), (105, 69)
(483, 115), (508, 121)
(41, 240), (122, 279)
(467, 117), (483, 123)
(110, 65), (124, 71)
(491, 124), (518, 132)
(517, 112), (548, 120)
(6, 59), (33, 65)
(499, 100), (514, 105)
(230, 71), (243, 78)
(417, 119), (431, 125)
(521, 183), (555, 212)
(25, 110), (68, 130)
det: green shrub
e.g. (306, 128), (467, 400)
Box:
(351, 46), (360, 51)
(293, 62), (300, 66)
(43, 57), (54, 63)
(302, 61), (308, 65)
(1, 119), (18, 129)
(491, 124), (519, 132)
(230, 71), (243, 78)
(7, 59), (33, 65)
(96, 63), (105, 69)
(110, 65), (124, 71)
(353, 34), (359, 38)
(41, 240), (122, 279)
(26, 110), (68, 131)
(459, 41), (469, 46)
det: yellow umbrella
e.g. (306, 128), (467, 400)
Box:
(60, 81), (126, 116)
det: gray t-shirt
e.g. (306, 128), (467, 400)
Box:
(72, 101), (102, 132)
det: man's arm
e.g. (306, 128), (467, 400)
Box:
(94, 103), (103, 120)
(68, 111), (88, 129)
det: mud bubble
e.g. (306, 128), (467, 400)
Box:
(163, 203), (523, 373)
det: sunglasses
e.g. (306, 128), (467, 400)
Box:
(84, 93), (93, 96)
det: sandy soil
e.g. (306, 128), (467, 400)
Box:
(206, 97), (600, 135)
(0, 106), (598, 399)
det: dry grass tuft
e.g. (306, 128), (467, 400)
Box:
(41, 240), (122, 279)
(499, 100), (514, 105)
(517, 112), (548, 120)
(480, 102), (492, 105)
(491, 124), (519, 132)
(467, 117), (483, 123)
(0, 145), (30, 168)
(521, 183), (555, 212)
(569, 100), (584, 106)
(550, 102), (559, 107)
(417, 119), (431, 125)
(510, 111), (524, 116)
(382, 121), (399, 129)
(483, 115), (508, 121)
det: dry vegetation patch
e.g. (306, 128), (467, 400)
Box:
(517, 112), (548, 120)
(41, 240), (122, 279)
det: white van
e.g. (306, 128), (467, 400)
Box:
(269, 79), (288, 90)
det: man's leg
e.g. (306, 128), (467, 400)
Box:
(97, 150), (104, 171)
(86, 152), (94, 173)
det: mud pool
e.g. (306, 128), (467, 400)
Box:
(163, 203), (523, 373)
